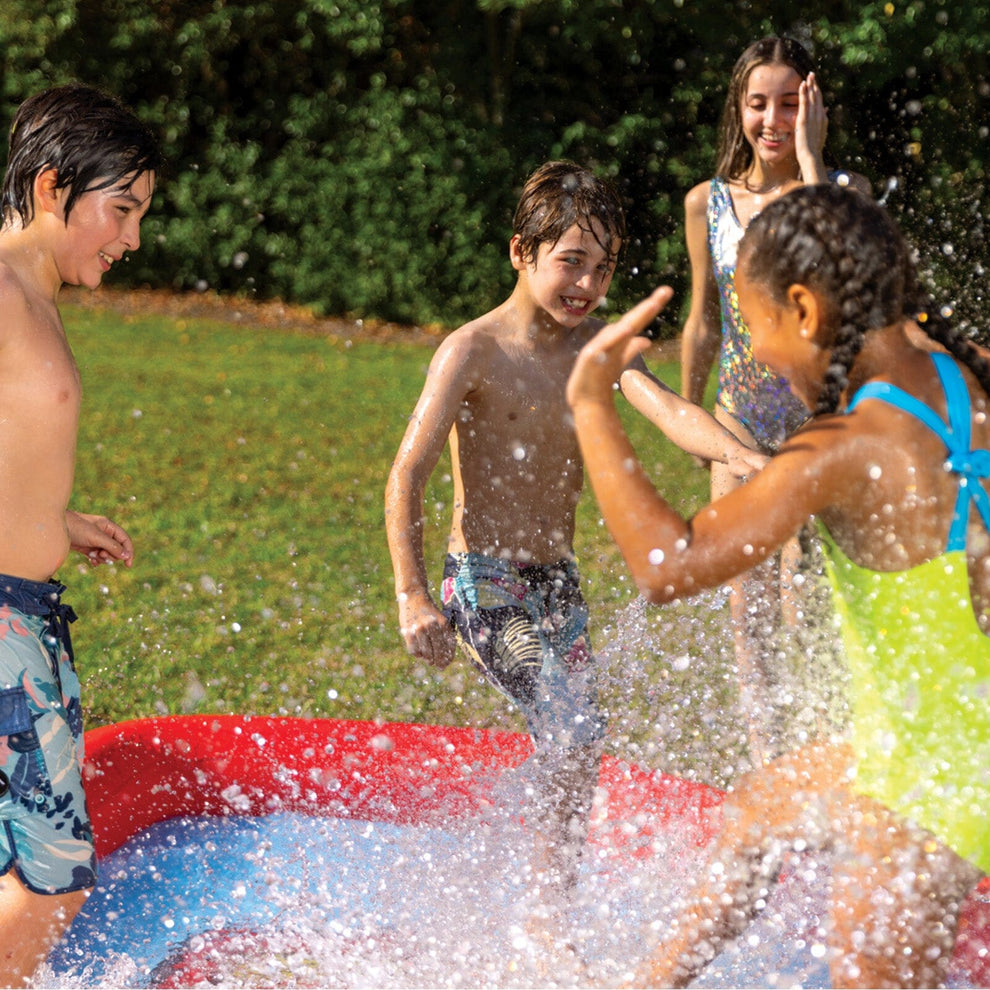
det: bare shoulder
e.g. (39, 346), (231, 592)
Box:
(0, 259), (38, 345)
(0, 258), (31, 311)
(684, 180), (712, 215)
(425, 309), (505, 389)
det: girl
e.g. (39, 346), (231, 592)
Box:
(568, 184), (989, 987)
(679, 36), (870, 761)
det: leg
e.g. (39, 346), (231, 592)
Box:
(828, 798), (983, 988)
(521, 741), (601, 979)
(710, 462), (784, 767)
(528, 740), (602, 897)
(712, 408), (810, 766)
(0, 596), (98, 986)
(632, 742), (851, 988)
(0, 872), (87, 985)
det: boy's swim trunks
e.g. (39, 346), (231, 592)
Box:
(442, 553), (606, 751)
(0, 574), (96, 894)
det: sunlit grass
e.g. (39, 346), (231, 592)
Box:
(65, 300), (744, 784)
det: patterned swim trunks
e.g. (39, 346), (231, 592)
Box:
(441, 553), (606, 751)
(0, 575), (96, 894)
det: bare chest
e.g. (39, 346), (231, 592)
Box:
(0, 322), (81, 421)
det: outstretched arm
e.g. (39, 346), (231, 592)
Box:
(620, 362), (767, 478)
(568, 290), (829, 604)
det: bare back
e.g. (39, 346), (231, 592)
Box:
(447, 307), (597, 563)
(0, 261), (80, 580)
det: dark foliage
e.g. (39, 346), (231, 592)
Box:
(1, 0), (987, 333)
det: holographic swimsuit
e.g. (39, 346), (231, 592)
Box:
(708, 176), (810, 451)
(822, 352), (990, 872)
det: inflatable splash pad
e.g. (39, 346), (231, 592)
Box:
(38, 715), (989, 988)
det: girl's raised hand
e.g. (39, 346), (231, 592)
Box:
(796, 72), (828, 173)
(567, 287), (674, 410)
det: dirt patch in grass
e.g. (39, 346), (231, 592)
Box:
(63, 285), (683, 360)
(62, 285), (448, 345)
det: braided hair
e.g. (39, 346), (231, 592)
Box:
(737, 184), (990, 414)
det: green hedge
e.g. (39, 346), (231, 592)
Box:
(1, 0), (988, 332)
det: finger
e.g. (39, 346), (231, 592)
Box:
(614, 286), (675, 337)
(590, 287), (675, 357)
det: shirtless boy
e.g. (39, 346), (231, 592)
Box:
(0, 84), (161, 983)
(385, 161), (764, 920)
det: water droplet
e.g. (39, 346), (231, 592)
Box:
(648, 548), (665, 565)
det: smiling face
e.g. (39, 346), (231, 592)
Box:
(512, 220), (618, 328)
(55, 169), (155, 290)
(741, 63), (804, 169)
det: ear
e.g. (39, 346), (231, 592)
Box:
(786, 283), (827, 344)
(509, 234), (529, 273)
(33, 167), (62, 218)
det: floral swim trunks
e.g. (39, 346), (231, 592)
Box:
(441, 552), (606, 751)
(0, 575), (96, 894)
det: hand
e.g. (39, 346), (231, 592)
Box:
(398, 593), (457, 668)
(567, 287), (675, 411)
(66, 510), (134, 567)
(796, 72), (828, 172)
(727, 446), (769, 479)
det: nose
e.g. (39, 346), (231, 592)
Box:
(764, 101), (780, 128)
(122, 216), (141, 252)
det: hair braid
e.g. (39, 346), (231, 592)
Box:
(909, 290), (990, 398)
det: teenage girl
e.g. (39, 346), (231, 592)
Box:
(680, 37), (870, 761)
(568, 184), (989, 988)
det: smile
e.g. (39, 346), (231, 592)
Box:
(562, 296), (590, 311)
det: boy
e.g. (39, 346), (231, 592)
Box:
(385, 161), (763, 919)
(0, 84), (161, 983)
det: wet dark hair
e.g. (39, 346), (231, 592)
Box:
(738, 183), (990, 414)
(512, 160), (625, 266)
(715, 36), (818, 180)
(1, 83), (163, 227)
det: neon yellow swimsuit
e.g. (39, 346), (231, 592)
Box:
(821, 353), (990, 873)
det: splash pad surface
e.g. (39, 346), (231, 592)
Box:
(38, 715), (990, 988)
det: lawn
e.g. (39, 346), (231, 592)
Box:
(64, 298), (749, 787)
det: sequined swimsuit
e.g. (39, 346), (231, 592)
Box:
(708, 176), (810, 451)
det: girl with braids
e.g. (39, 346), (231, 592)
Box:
(679, 36), (870, 761)
(567, 184), (988, 988)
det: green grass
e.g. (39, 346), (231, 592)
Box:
(64, 301), (747, 786)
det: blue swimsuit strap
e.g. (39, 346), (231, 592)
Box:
(846, 352), (990, 552)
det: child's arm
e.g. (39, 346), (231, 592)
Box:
(568, 289), (833, 604)
(385, 334), (475, 669)
(680, 182), (722, 411)
(797, 74), (872, 194)
(619, 363), (768, 477)
(795, 72), (830, 185)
